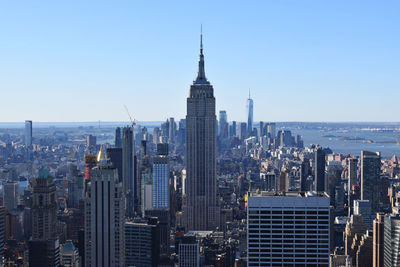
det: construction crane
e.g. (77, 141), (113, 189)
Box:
(124, 105), (136, 129)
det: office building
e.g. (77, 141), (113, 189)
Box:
(247, 90), (253, 135)
(152, 143), (169, 209)
(168, 117), (176, 144)
(115, 127), (122, 148)
(354, 200), (373, 230)
(348, 157), (358, 189)
(373, 213), (384, 267)
(179, 235), (200, 267)
(300, 158), (311, 191)
(86, 135), (96, 147)
(122, 126), (135, 217)
(106, 147), (123, 183)
(238, 122), (247, 140)
(315, 147), (326, 192)
(361, 151), (381, 212)
(29, 169), (60, 267)
(383, 214), (400, 267)
(247, 191), (330, 266)
(84, 165), (125, 267)
(25, 120), (32, 146)
(3, 181), (19, 211)
(266, 122), (276, 139)
(32, 171), (57, 240)
(125, 218), (160, 267)
(219, 110), (228, 138)
(183, 32), (219, 230)
(344, 214), (367, 265)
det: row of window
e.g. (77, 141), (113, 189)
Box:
(249, 210), (329, 214)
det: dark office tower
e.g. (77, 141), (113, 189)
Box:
(231, 121), (237, 137)
(373, 213), (384, 267)
(238, 122), (247, 140)
(122, 126), (135, 217)
(361, 151), (381, 212)
(25, 120), (32, 146)
(29, 169), (60, 267)
(246, 90), (253, 135)
(125, 218), (160, 267)
(315, 147), (326, 192)
(348, 157), (358, 189)
(114, 127), (122, 148)
(183, 32), (219, 231)
(300, 158), (310, 191)
(168, 118), (176, 144)
(106, 147), (123, 183)
(383, 214), (400, 267)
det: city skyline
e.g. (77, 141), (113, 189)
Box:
(1, 1), (400, 122)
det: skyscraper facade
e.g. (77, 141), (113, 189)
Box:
(29, 169), (60, 267)
(183, 33), (219, 231)
(361, 150), (381, 212)
(115, 127), (122, 148)
(3, 181), (19, 211)
(383, 214), (400, 267)
(84, 165), (125, 267)
(247, 191), (330, 266)
(373, 213), (384, 267)
(25, 120), (32, 146)
(122, 126), (135, 217)
(219, 110), (228, 139)
(152, 144), (169, 209)
(246, 91), (253, 135)
(315, 147), (326, 192)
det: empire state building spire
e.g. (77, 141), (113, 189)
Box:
(195, 27), (209, 85)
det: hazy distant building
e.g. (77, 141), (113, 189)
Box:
(86, 135), (96, 147)
(25, 120), (32, 146)
(361, 151), (381, 212)
(246, 91), (253, 135)
(247, 191), (330, 266)
(84, 165), (125, 267)
(219, 110), (228, 139)
(183, 32), (219, 231)
(315, 147), (326, 192)
(114, 127), (122, 148)
(238, 122), (247, 140)
(266, 122), (276, 139)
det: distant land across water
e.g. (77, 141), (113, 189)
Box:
(1, 121), (399, 158)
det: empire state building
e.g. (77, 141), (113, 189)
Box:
(183, 33), (220, 230)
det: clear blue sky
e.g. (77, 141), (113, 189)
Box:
(1, 1), (399, 122)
